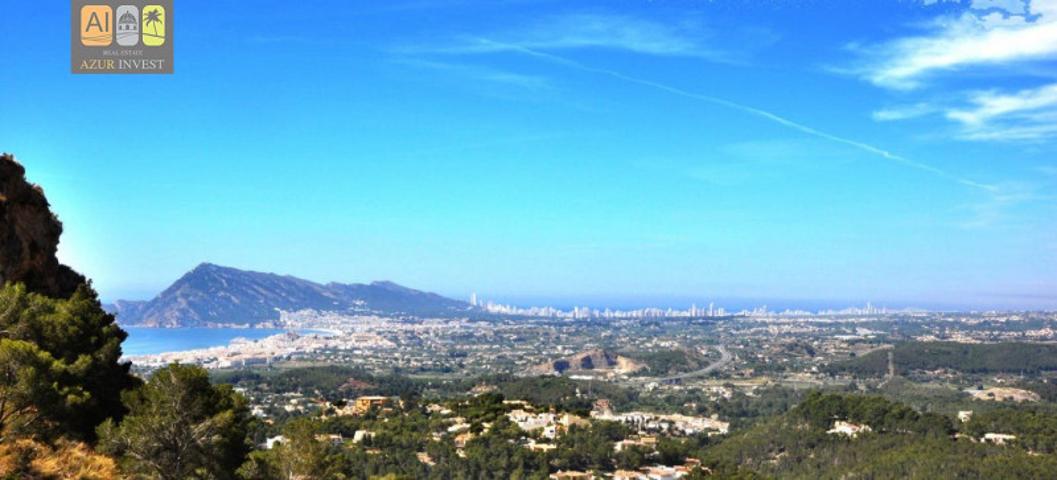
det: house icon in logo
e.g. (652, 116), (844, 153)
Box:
(116, 5), (139, 46)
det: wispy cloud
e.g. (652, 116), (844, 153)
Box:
(397, 13), (736, 61)
(948, 82), (1057, 123)
(854, 1), (1057, 90)
(403, 12), (1029, 226)
(957, 181), (1051, 228)
(872, 102), (942, 121)
(445, 36), (1046, 228)
(394, 58), (552, 90)
(945, 82), (1057, 140)
(854, 0), (1057, 142)
(457, 38), (997, 194)
(874, 82), (1057, 141)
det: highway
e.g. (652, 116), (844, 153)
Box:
(657, 345), (733, 382)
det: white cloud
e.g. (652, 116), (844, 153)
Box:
(871, 103), (941, 121)
(956, 112), (1057, 140)
(858, 0), (1057, 89)
(871, 86), (1057, 141)
(855, 1), (1057, 141)
(942, 83), (1057, 140)
(946, 82), (1057, 123)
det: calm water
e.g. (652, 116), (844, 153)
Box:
(121, 327), (288, 356)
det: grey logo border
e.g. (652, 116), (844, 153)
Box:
(71, 0), (174, 74)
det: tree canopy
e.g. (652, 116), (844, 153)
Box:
(0, 283), (136, 441)
(98, 363), (252, 480)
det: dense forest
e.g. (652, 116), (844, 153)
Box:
(829, 342), (1057, 377)
(702, 392), (1057, 479)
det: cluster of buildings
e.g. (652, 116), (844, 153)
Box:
(126, 330), (393, 369)
(828, 414), (1022, 448)
(507, 408), (591, 440)
(551, 460), (706, 480)
(261, 391), (730, 479)
(827, 420), (872, 438)
(590, 401), (730, 437)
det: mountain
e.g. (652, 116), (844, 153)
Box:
(111, 263), (472, 327)
(106, 299), (149, 320)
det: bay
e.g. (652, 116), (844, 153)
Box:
(121, 327), (289, 356)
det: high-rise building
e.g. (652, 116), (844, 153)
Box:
(470, 292), (478, 307)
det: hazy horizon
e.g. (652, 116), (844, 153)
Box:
(98, 261), (1051, 312)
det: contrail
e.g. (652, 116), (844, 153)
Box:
(472, 38), (997, 193)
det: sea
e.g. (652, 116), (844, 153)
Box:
(121, 327), (291, 356)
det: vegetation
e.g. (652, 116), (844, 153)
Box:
(98, 363), (252, 480)
(963, 408), (1057, 453)
(701, 392), (1057, 479)
(493, 375), (637, 414)
(239, 418), (348, 480)
(793, 391), (953, 435)
(0, 283), (137, 442)
(0, 438), (118, 479)
(552, 421), (630, 472)
(214, 366), (423, 401)
(829, 342), (1057, 377)
(3, 282), (1057, 479)
(1017, 378), (1057, 403)
(630, 349), (710, 376)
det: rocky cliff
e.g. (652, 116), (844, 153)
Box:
(0, 153), (86, 298)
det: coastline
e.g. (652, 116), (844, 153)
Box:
(121, 327), (390, 369)
(120, 326), (342, 358)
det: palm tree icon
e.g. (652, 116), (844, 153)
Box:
(144, 8), (163, 37)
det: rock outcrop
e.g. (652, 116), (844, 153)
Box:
(0, 153), (86, 298)
(529, 348), (645, 376)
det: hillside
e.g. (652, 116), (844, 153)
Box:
(701, 392), (1057, 478)
(828, 342), (1057, 377)
(111, 263), (472, 327)
(0, 153), (136, 471)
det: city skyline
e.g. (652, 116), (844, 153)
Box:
(468, 292), (910, 318)
(1, 1), (1055, 309)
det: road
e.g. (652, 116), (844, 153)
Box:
(657, 344), (733, 382)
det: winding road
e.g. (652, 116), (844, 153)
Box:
(657, 345), (733, 382)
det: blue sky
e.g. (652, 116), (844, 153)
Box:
(1, 0), (1055, 310)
